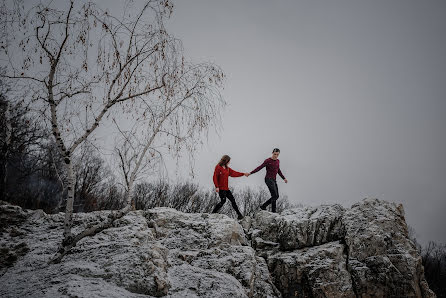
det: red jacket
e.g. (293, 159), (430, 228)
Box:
(213, 164), (244, 190)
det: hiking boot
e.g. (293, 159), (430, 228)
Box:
(260, 205), (266, 211)
(237, 214), (244, 220)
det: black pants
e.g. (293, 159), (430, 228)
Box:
(262, 178), (279, 212)
(212, 190), (243, 217)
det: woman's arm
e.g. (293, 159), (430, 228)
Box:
(229, 168), (244, 178)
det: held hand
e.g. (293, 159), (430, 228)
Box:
(284, 179), (288, 184)
(215, 187), (219, 193)
(244, 173), (250, 177)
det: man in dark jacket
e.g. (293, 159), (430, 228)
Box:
(248, 148), (287, 213)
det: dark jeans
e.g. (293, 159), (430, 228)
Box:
(212, 190), (243, 217)
(262, 178), (279, 212)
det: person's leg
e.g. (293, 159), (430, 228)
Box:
(261, 178), (276, 210)
(212, 190), (227, 213)
(226, 190), (243, 219)
(260, 198), (271, 210)
(271, 180), (279, 213)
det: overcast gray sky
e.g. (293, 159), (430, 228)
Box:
(163, 0), (446, 246)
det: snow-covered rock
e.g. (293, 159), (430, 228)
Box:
(266, 241), (355, 297)
(0, 198), (435, 297)
(246, 198), (435, 298)
(0, 203), (279, 298)
(246, 204), (345, 252)
(343, 199), (434, 297)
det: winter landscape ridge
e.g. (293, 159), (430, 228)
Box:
(0, 198), (436, 298)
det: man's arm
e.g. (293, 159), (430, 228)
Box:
(250, 159), (267, 174)
(278, 168), (286, 180)
(278, 167), (288, 183)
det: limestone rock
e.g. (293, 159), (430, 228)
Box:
(144, 208), (281, 298)
(0, 199), (435, 298)
(343, 198), (435, 298)
(0, 205), (280, 298)
(267, 241), (355, 298)
(248, 204), (345, 251)
(246, 199), (434, 298)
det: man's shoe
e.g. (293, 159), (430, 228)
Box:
(237, 214), (244, 220)
(260, 205), (266, 211)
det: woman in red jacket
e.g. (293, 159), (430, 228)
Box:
(212, 155), (248, 220)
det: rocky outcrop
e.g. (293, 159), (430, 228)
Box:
(343, 200), (434, 298)
(266, 241), (355, 297)
(0, 198), (435, 297)
(244, 199), (435, 298)
(245, 204), (345, 252)
(0, 203), (280, 298)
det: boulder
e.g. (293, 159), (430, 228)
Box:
(248, 204), (345, 252)
(343, 198), (434, 298)
(266, 241), (355, 298)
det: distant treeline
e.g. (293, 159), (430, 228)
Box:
(0, 94), (296, 217)
(409, 227), (446, 297)
(422, 242), (446, 297)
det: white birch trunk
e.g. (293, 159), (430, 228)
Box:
(125, 181), (134, 210)
(64, 159), (75, 240)
(48, 63), (74, 241)
(1, 101), (11, 198)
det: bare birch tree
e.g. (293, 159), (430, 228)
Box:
(115, 60), (225, 212)
(49, 37), (224, 264)
(0, 0), (194, 260)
